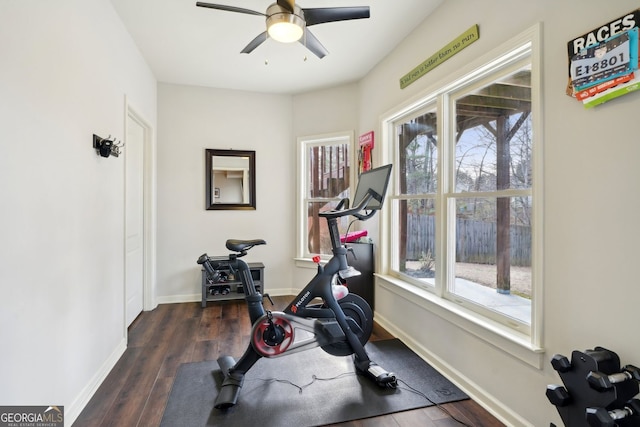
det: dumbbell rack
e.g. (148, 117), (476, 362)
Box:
(547, 346), (640, 426)
(200, 262), (264, 307)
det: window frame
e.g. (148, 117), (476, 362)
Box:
(296, 131), (354, 260)
(442, 57), (534, 334)
(380, 24), (543, 358)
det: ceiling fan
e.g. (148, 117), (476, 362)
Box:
(196, 0), (370, 59)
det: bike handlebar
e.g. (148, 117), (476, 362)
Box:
(318, 189), (381, 221)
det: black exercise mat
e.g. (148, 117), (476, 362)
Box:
(160, 339), (468, 427)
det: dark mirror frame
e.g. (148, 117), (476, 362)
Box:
(205, 149), (256, 210)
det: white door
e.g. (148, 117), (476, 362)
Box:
(125, 114), (145, 326)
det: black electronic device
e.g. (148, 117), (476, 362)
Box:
(351, 164), (393, 211)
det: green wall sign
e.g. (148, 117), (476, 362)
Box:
(400, 24), (480, 89)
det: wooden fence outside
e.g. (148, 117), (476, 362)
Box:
(406, 215), (531, 266)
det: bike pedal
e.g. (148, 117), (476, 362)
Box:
(366, 363), (397, 388)
(381, 376), (398, 389)
(375, 372), (397, 386)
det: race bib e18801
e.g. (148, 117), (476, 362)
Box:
(570, 27), (638, 91)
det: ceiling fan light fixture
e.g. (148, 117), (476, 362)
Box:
(266, 5), (305, 43)
(268, 20), (303, 43)
(196, 2), (370, 57)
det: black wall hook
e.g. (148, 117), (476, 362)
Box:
(93, 134), (123, 158)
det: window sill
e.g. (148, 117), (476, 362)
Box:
(376, 273), (545, 369)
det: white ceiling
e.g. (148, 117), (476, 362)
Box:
(109, 0), (444, 94)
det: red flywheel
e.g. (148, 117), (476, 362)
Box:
(251, 315), (294, 356)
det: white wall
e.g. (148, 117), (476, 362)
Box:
(0, 0), (157, 423)
(291, 83), (360, 288)
(351, 0), (640, 425)
(154, 82), (360, 299)
(156, 84), (295, 301)
(292, 83), (359, 136)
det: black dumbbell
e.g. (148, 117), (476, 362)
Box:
(546, 384), (571, 407)
(586, 399), (640, 426)
(587, 365), (640, 391)
(624, 365), (640, 380)
(551, 354), (571, 373)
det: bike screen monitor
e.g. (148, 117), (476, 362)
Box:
(351, 164), (392, 210)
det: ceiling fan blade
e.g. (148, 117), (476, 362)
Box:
(240, 31), (268, 54)
(276, 0), (295, 13)
(303, 7), (370, 26)
(300, 28), (328, 59)
(196, 2), (265, 17)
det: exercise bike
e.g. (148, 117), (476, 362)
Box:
(197, 164), (396, 410)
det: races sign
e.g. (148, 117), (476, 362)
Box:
(567, 9), (640, 108)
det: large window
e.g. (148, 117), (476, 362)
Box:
(297, 132), (353, 258)
(386, 29), (541, 337)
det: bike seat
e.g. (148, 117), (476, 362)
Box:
(226, 239), (267, 253)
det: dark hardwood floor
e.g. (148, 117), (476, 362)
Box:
(73, 296), (505, 427)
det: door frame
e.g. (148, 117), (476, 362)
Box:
(124, 97), (155, 331)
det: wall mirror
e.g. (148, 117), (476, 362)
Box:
(205, 149), (256, 210)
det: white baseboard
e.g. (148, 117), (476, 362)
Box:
(65, 338), (127, 426)
(156, 293), (201, 304)
(373, 311), (532, 427)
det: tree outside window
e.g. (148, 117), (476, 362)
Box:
(299, 134), (352, 258)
